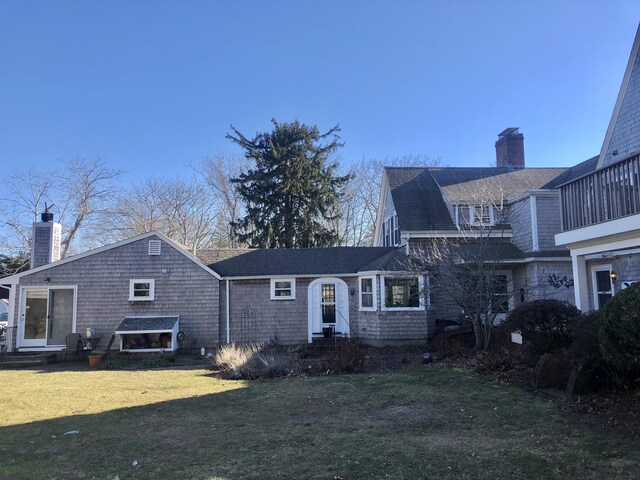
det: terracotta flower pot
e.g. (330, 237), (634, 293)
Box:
(88, 354), (101, 368)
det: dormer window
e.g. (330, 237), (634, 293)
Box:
(455, 204), (494, 228)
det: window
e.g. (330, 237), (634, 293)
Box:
(382, 276), (424, 310)
(394, 215), (401, 245)
(359, 276), (377, 311)
(129, 279), (155, 301)
(148, 240), (162, 255)
(384, 218), (392, 246)
(472, 205), (492, 225)
(456, 204), (494, 227)
(270, 278), (295, 300)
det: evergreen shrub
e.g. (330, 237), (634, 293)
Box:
(501, 299), (580, 355)
(597, 282), (640, 375)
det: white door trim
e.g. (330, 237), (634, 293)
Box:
(307, 278), (350, 343)
(590, 264), (614, 310)
(17, 286), (78, 349)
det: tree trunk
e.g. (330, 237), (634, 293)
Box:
(472, 318), (485, 351)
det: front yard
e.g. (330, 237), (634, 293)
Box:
(0, 365), (638, 479)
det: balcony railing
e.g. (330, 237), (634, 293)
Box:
(560, 153), (640, 231)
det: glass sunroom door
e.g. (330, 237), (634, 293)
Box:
(21, 290), (48, 347)
(47, 289), (74, 345)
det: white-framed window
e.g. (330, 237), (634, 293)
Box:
(129, 279), (155, 301)
(472, 205), (492, 225)
(381, 275), (425, 310)
(270, 278), (296, 300)
(455, 204), (494, 227)
(148, 240), (162, 255)
(394, 215), (401, 245)
(359, 276), (377, 311)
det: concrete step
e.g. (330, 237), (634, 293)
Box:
(0, 353), (57, 369)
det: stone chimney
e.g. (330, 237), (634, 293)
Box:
(30, 205), (62, 269)
(495, 128), (525, 169)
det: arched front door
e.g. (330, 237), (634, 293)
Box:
(307, 278), (350, 342)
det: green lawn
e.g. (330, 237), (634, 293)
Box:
(0, 365), (637, 480)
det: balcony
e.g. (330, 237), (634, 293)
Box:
(560, 153), (640, 231)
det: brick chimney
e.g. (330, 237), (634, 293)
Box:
(495, 128), (525, 169)
(30, 205), (62, 269)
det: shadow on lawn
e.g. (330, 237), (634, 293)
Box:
(1, 369), (638, 480)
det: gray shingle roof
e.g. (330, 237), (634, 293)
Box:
(116, 316), (179, 332)
(359, 249), (416, 272)
(453, 242), (525, 262)
(542, 156), (599, 188)
(386, 166), (570, 232)
(385, 167), (456, 231)
(436, 168), (567, 203)
(209, 247), (402, 277)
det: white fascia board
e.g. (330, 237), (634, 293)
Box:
(1, 231), (221, 283)
(555, 214), (640, 248)
(220, 273), (359, 281)
(404, 230), (513, 239)
(566, 235), (640, 258)
(373, 170), (390, 247)
(584, 247), (640, 260)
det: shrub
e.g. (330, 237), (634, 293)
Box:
(500, 299), (580, 355)
(99, 355), (129, 370)
(214, 343), (291, 379)
(140, 354), (176, 369)
(597, 282), (640, 375)
(325, 340), (367, 373)
(438, 325), (475, 358)
(568, 311), (601, 364)
(474, 350), (513, 374)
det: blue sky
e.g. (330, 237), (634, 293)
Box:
(1, 1), (639, 183)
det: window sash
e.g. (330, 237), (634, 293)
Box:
(271, 279), (295, 300)
(359, 277), (376, 310)
(129, 279), (155, 301)
(382, 276), (423, 309)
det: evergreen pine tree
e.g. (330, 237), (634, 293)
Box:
(227, 119), (351, 248)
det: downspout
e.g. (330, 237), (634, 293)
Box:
(226, 279), (230, 344)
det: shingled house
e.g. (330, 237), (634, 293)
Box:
(374, 129), (587, 323)
(555, 24), (640, 311)
(1, 219), (432, 353)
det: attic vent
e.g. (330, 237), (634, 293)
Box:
(148, 240), (162, 256)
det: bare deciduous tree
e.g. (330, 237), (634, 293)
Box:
(0, 158), (122, 257)
(56, 156), (123, 257)
(191, 153), (248, 248)
(104, 177), (222, 254)
(336, 155), (443, 246)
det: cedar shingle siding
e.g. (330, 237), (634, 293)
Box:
(14, 236), (220, 348)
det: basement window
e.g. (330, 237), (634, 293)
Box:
(129, 279), (155, 301)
